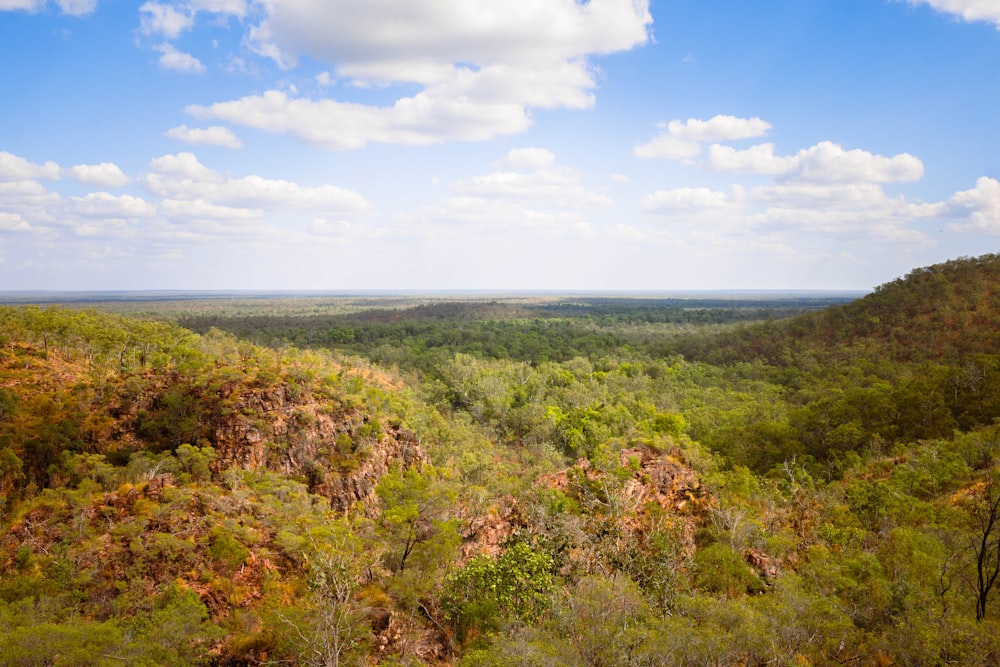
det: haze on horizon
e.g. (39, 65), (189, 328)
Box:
(1, 1), (998, 292)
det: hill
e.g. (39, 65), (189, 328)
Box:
(0, 306), (712, 665)
(671, 253), (1000, 366)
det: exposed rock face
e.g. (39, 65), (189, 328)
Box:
(536, 443), (708, 562)
(539, 444), (706, 519)
(616, 445), (706, 515)
(457, 443), (710, 569)
(206, 383), (428, 513)
(97, 369), (428, 515)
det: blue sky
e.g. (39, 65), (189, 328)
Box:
(1, 0), (998, 291)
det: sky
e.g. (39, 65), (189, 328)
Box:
(1, 0), (999, 292)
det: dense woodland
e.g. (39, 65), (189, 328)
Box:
(0, 254), (999, 665)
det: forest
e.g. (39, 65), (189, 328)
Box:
(0, 253), (999, 666)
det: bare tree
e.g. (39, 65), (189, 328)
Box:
(971, 477), (1000, 621)
(279, 531), (381, 666)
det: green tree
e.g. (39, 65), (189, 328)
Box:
(443, 542), (554, 643)
(376, 464), (456, 573)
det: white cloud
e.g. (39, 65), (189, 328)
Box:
(504, 147), (556, 170)
(188, 0), (651, 148)
(424, 197), (596, 239)
(191, 0), (245, 17)
(139, 0), (247, 37)
(189, 60), (603, 148)
(186, 86), (530, 150)
(140, 2), (193, 38)
(633, 135), (701, 160)
(667, 115), (772, 142)
(642, 187), (736, 214)
(637, 180), (938, 247)
(0, 0), (94, 13)
(166, 124), (243, 148)
(146, 151), (221, 181)
(67, 162), (130, 187)
(250, 0), (652, 75)
(159, 198), (261, 221)
(638, 124), (946, 248)
(141, 152), (374, 215)
(784, 142), (924, 184)
(67, 192), (157, 219)
(908, 0), (1000, 28)
(54, 0), (96, 15)
(0, 0), (44, 10)
(412, 149), (607, 240)
(0, 212), (30, 232)
(706, 141), (924, 184)
(451, 150), (612, 209)
(704, 143), (794, 174)
(610, 173), (629, 183)
(0, 151), (61, 181)
(946, 176), (1000, 233)
(155, 43), (206, 73)
(634, 115), (770, 160)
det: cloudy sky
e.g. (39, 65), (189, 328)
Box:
(1, 0), (998, 291)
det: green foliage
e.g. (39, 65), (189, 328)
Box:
(443, 542), (554, 643)
(376, 464), (457, 574)
(692, 543), (765, 598)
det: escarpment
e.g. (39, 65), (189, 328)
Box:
(124, 371), (428, 513)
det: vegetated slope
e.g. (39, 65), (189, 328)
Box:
(672, 253), (1000, 366)
(0, 307), (454, 663)
(3, 298), (1000, 665)
(658, 254), (1000, 472)
(0, 306), (715, 665)
(0, 307), (422, 507)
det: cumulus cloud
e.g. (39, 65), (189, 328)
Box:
(634, 115), (771, 160)
(67, 192), (157, 218)
(67, 162), (130, 187)
(908, 0), (1000, 28)
(54, 0), (96, 15)
(249, 0), (652, 74)
(704, 143), (793, 175)
(637, 122), (947, 248)
(946, 176), (1000, 233)
(642, 187), (736, 214)
(0, 0), (44, 10)
(166, 124), (243, 148)
(0, 212), (30, 232)
(141, 152), (374, 215)
(188, 59), (604, 148)
(159, 198), (261, 222)
(706, 141), (924, 184)
(184, 0), (652, 148)
(155, 43), (205, 73)
(191, 0), (245, 17)
(669, 115), (772, 142)
(0, 151), (61, 182)
(139, 1), (193, 37)
(640, 180), (938, 247)
(412, 149), (606, 240)
(451, 148), (612, 209)
(633, 135), (702, 161)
